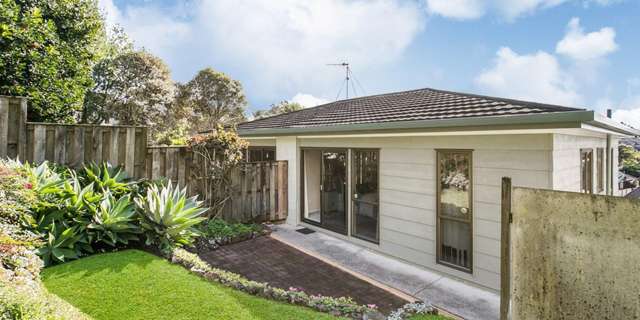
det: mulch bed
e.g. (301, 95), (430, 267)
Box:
(198, 236), (408, 314)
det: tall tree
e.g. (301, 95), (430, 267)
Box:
(177, 68), (247, 132)
(81, 26), (134, 124)
(0, 0), (104, 122)
(82, 50), (175, 137)
(253, 101), (303, 119)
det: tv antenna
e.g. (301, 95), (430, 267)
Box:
(327, 62), (366, 100)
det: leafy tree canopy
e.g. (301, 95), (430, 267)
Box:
(253, 101), (303, 120)
(620, 144), (640, 177)
(0, 0), (105, 122)
(176, 68), (247, 132)
(82, 50), (174, 129)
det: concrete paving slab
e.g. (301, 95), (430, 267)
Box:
(271, 224), (499, 320)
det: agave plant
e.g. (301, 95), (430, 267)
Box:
(88, 194), (139, 246)
(26, 161), (65, 193)
(35, 223), (87, 266)
(134, 182), (207, 251)
(83, 162), (132, 195)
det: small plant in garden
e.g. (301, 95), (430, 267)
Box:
(87, 194), (140, 246)
(135, 181), (207, 252)
(199, 218), (262, 240)
(82, 162), (132, 196)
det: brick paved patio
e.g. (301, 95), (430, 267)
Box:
(199, 236), (408, 314)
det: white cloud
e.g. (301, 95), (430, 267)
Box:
(99, 0), (425, 103)
(425, 0), (485, 20)
(612, 108), (640, 129)
(291, 93), (328, 108)
(556, 17), (618, 60)
(606, 78), (640, 128)
(425, 0), (624, 21)
(494, 0), (568, 21)
(475, 47), (581, 106)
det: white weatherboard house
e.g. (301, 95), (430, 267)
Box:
(237, 88), (639, 291)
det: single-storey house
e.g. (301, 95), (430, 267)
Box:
(236, 87), (639, 291)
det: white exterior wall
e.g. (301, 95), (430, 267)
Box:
(551, 133), (616, 195)
(293, 134), (552, 291)
(245, 132), (622, 291)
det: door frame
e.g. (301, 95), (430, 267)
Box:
(300, 147), (349, 235)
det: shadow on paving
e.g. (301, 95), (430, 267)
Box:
(198, 236), (408, 314)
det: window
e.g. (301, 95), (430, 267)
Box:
(597, 148), (604, 193)
(246, 147), (276, 162)
(351, 150), (379, 243)
(580, 149), (593, 194)
(436, 150), (472, 273)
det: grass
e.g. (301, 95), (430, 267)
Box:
(41, 250), (339, 320)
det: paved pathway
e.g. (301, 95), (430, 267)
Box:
(271, 224), (500, 320)
(199, 236), (408, 314)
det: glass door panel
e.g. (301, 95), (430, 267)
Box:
(437, 150), (472, 272)
(321, 151), (347, 234)
(352, 150), (379, 243)
(302, 149), (322, 223)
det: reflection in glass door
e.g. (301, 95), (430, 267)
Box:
(437, 150), (473, 272)
(321, 151), (347, 234)
(352, 150), (379, 243)
(301, 149), (347, 234)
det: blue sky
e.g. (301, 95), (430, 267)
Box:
(100, 0), (640, 126)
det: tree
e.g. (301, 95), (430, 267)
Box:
(253, 101), (303, 119)
(81, 50), (175, 137)
(619, 144), (640, 177)
(81, 26), (134, 124)
(0, 0), (105, 122)
(177, 68), (247, 132)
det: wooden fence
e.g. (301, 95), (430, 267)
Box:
(146, 145), (288, 221)
(0, 96), (287, 222)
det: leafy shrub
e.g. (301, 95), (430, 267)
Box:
(81, 162), (133, 196)
(0, 160), (41, 248)
(199, 218), (262, 240)
(87, 195), (140, 246)
(135, 182), (207, 252)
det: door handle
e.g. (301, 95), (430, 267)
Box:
(320, 185), (323, 191)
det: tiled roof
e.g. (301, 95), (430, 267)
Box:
(238, 87), (584, 131)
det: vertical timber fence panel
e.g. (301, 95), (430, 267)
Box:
(505, 183), (640, 320)
(24, 123), (147, 173)
(0, 97), (288, 223)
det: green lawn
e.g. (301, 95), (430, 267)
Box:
(41, 250), (339, 320)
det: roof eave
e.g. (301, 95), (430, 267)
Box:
(587, 113), (640, 136)
(238, 111), (598, 137)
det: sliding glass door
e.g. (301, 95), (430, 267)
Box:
(351, 150), (379, 243)
(301, 149), (348, 234)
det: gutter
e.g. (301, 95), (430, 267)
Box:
(239, 110), (639, 137)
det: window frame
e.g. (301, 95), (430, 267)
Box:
(580, 148), (594, 194)
(350, 148), (380, 244)
(246, 147), (276, 162)
(435, 149), (474, 274)
(596, 148), (604, 193)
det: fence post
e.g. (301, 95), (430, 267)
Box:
(0, 97), (8, 158)
(500, 177), (512, 320)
